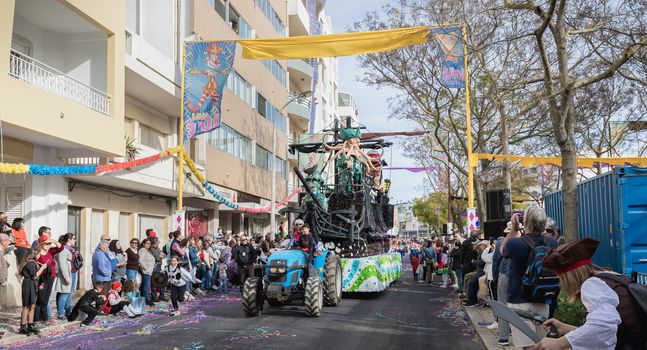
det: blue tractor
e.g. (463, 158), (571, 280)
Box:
(242, 248), (342, 317)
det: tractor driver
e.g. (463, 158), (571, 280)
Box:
(298, 224), (319, 280)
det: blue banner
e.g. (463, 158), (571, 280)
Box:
(182, 41), (235, 143)
(432, 27), (465, 89)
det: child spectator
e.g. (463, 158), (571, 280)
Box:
(165, 256), (186, 316)
(122, 279), (146, 315)
(19, 251), (47, 335)
(218, 257), (228, 294)
(67, 281), (105, 326)
(104, 281), (141, 318)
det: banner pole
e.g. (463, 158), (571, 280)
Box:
(463, 25), (474, 209)
(178, 45), (187, 212)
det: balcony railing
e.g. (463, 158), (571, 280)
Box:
(8, 50), (111, 115)
(288, 92), (312, 108)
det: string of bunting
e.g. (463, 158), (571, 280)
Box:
(182, 151), (302, 213)
(0, 146), (183, 176)
(474, 154), (647, 168)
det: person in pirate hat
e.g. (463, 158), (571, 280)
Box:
(532, 238), (645, 350)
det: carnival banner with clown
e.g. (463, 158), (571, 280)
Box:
(182, 41), (235, 143)
(432, 27), (465, 89)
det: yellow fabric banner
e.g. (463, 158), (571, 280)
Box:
(238, 26), (430, 59)
(476, 154), (647, 167)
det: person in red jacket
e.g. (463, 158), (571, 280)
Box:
(34, 235), (63, 323)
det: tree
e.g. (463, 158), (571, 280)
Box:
(412, 192), (467, 235)
(503, 0), (647, 240)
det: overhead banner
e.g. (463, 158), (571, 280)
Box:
(432, 27), (465, 89)
(182, 41), (235, 143)
(238, 26), (430, 59)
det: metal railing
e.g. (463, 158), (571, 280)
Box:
(63, 157), (104, 166)
(288, 91), (312, 108)
(8, 50), (111, 115)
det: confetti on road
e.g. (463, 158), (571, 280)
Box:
(436, 297), (476, 336)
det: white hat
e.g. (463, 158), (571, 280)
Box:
(294, 219), (304, 226)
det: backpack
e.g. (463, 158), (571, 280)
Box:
(520, 235), (560, 303)
(596, 273), (647, 349)
(73, 253), (84, 271)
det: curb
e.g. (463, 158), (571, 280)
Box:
(464, 306), (519, 350)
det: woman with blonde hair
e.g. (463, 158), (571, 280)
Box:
(532, 238), (645, 350)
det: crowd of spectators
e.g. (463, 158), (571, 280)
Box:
(0, 214), (294, 335)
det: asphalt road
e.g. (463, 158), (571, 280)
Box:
(5, 263), (486, 350)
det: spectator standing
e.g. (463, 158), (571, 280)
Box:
(198, 239), (212, 293)
(34, 236), (63, 323)
(206, 237), (220, 290)
(409, 244), (420, 281)
(11, 218), (30, 265)
(125, 238), (140, 281)
(233, 236), (256, 291)
(449, 241), (462, 291)
(0, 233), (12, 312)
(91, 241), (112, 296)
(218, 257), (228, 294)
(54, 234), (73, 319)
(19, 251), (47, 335)
(150, 237), (167, 302)
(421, 241), (437, 284)
(64, 234), (80, 315)
(138, 238), (156, 306)
(491, 222), (518, 346)
(109, 240), (127, 282)
(501, 207), (557, 349)
(31, 226), (51, 252)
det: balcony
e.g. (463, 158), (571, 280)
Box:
(9, 51), (111, 115)
(287, 92), (312, 124)
(288, 59), (314, 92)
(288, 0), (310, 36)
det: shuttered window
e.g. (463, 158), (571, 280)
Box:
(3, 186), (23, 223)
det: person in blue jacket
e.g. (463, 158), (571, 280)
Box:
(92, 241), (113, 296)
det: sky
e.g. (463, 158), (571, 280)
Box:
(324, 0), (426, 203)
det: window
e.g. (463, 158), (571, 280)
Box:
(255, 0), (286, 37)
(211, 0), (254, 39)
(206, 123), (253, 164)
(262, 60), (286, 87)
(118, 212), (130, 244)
(140, 124), (167, 150)
(3, 186), (23, 223)
(226, 70), (253, 105)
(255, 93), (287, 132)
(257, 93), (267, 117)
(255, 145), (270, 170)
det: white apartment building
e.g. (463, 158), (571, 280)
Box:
(395, 201), (431, 237)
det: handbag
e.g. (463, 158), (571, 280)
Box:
(73, 253), (84, 270)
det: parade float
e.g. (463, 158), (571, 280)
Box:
(282, 119), (402, 293)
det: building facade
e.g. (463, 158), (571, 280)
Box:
(395, 201), (431, 237)
(0, 0), (358, 303)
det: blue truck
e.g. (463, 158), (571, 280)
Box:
(544, 167), (647, 277)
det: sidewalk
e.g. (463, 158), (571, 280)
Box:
(464, 305), (520, 350)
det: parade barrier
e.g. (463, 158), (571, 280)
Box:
(340, 252), (402, 292)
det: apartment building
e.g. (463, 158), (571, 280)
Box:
(0, 0), (129, 302)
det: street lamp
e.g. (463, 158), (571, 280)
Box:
(270, 90), (312, 239)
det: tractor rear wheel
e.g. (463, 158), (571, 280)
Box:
(304, 277), (323, 317)
(242, 277), (263, 317)
(323, 254), (342, 306)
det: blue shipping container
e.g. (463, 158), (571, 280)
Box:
(544, 167), (647, 275)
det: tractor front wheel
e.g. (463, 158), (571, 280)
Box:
(323, 254), (342, 306)
(304, 277), (323, 317)
(242, 277), (263, 317)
